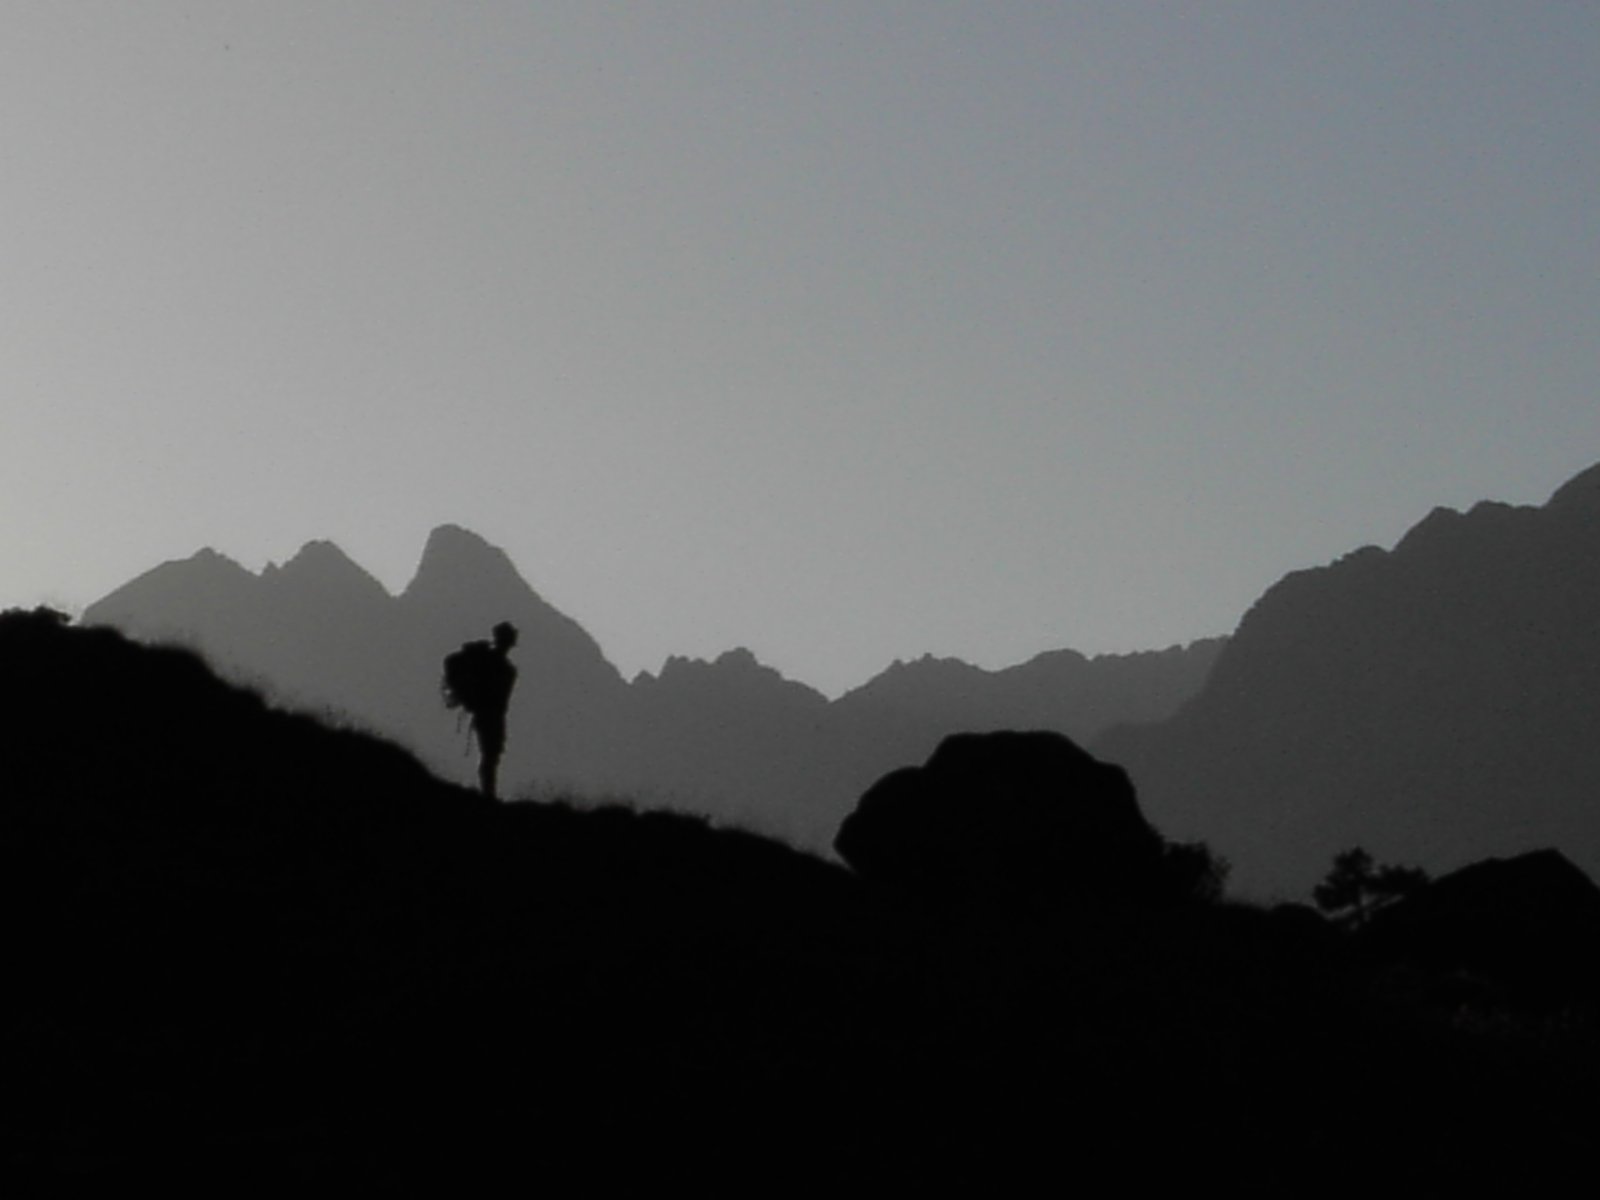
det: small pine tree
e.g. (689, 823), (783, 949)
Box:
(1161, 840), (1230, 904)
(1313, 847), (1429, 928)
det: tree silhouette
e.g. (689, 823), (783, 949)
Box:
(1313, 847), (1429, 928)
(1160, 839), (1230, 903)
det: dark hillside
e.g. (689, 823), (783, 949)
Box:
(0, 608), (888, 1180)
(2, 609), (1594, 1187)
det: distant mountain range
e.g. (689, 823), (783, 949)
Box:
(84, 525), (1223, 850)
(1097, 460), (1600, 898)
(83, 460), (1600, 897)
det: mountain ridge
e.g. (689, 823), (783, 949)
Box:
(83, 525), (1223, 848)
(1096, 458), (1600, 899)
(73, 457), (1600, 891)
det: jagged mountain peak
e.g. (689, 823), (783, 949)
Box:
(263, 539), (391, 598)
(84, 546), (256, 627)
(645, 647), (825, 700)
(413, 523), (514, 574)
(187, 546), (249, 571)
(1547, 460), (1600, 514)
(883, 654), (983, 678)
(397, 526), (622, 691)
(155, 545), (257, 586)
(1384, 458), (1600, 555)
(1392, 504), (1465, 553)
(1098, 457), (1600, 898)
(420, 522), (499, 558)
(402, 524), (536, 606)
(1024, 647), (1092, 669)
(280, 538), (359, 572)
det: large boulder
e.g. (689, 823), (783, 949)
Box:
(834, 730), (1168, 907)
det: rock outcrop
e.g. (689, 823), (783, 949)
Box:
(835, 730), (1167, 907)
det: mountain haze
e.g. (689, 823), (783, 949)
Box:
(833, 642), (1224, 780)
(1098, 461), (1600, 899)
(84, 530), (1222, 846)
(88, 526), (632, 798)
(87, 461), (1600, 884)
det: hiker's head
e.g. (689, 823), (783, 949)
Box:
(492, 621), (519, 651)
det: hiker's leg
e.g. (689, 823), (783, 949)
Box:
(476, 717), (506, 799)
(479, 745), (501, 799)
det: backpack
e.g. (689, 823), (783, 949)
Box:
(441, 639), (496, 714)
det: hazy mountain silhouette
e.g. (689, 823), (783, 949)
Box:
(619, 648), (837, 843)
(6, 608), (1594, 1187)
(85, 529), (1221, 846)
(1098, 460), (1600, 899)
(88, 524), (633, 797)
(394, 524), (631, 788)
(829, 642), (1224, 817)
(835, 644), (1225, 743)
(85, 456), (1600, 893)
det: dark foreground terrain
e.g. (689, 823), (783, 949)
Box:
(2, 608), (1595, 1190)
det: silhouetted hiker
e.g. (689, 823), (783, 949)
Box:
(442, 621), (519, 798)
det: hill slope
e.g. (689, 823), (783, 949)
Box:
(2, 608), (1594, 1187)
(1098, 460), (1600, 898)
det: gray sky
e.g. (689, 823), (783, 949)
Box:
(3, 2), (1597, 695)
